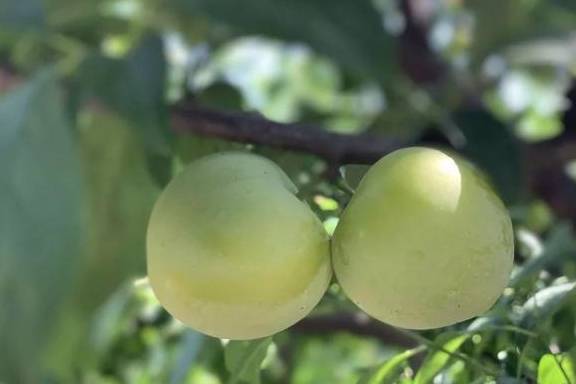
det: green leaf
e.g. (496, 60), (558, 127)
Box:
(197, 81), (244, 110)
(454, 109), (523, 204)
(504, 35), (576, 74)
(78, 34), (169, 154)
(414, 334), (471, 384)
(517, 110), (563, 142)
(511, 223), (576, 287)
(340, 164), (371, 192)
(224, 338), (272, 384)
(443, 360), (471, 384)
(359, 348), (423, 384)
(88, 283), (135, 357)
(467, 0), (576, 64)
(291, 333), (383, 384)
(73, 108), (160, 311)
(169, 0), (395, 83)
(176, 135), (245, 164)
(0, 70), (83, 383)
(170, 331), (205, 384)
(520, 281), (576, 327)
(553, 0), (576, 12)
(538, 347), (576, 384)
(41, 108), (160, 379)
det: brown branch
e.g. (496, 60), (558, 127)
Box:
(398, 0), (445, 84)
(171, 102), (576, 223)
(292, 312), (419, 349)
(171, 104), (408, 166)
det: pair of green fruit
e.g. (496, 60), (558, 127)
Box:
(146, 147), (514, 340)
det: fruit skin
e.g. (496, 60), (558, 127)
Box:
(147, 152), (331, 340)
(332, 147), (514, 329)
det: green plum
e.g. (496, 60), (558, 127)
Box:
(147, 152), (331, 339)
(332, 147), (514, 329)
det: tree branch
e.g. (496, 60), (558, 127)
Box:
(171, 102), (576, 222)
(398, 0), (445, 84)
(171, 104), (408, 165)
(292, 312), (419, 349)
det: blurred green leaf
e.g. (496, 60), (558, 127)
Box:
(538, 347), (576, 384)
(0, 0), (45, 31)
(169, 0), (395, 83)
(146, 152), (173, 188)
(504, 33), (576, 69)
(467, 0), (576, 63)
(323, 217), (339, 236)
(511, 223), (576, 286)
(176, 136), (246, 164)
(291, 334), (384, 384)
(467, 0), (534, 62)
(553, 0), (576, 12)
(78, 34), (169, 154)
(41, 108), (160, 379)
(89, 283), (135, 357)
(224, 338), (272, 384)
(313, 195), (339, 211)
(0, 70), (83, 383)
(414, 334), (470, 384)
(487, 68), (570, 142)
(517, 110), (563, 142)
(197, 81), (244, 110)
(74, 107), (159, 311)
(340, 164), (371, 192)
(520, 281), (576, 327)
(443, 360), (471, 384)
(454, 109), (523, 204)
(170, 331), (205, 384)
(359, 347), (424, 384)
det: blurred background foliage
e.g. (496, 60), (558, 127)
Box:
(0, 0), (575, 383)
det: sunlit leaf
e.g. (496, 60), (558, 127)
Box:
(538, 347), (576, 384)
(42, 108), (160, 378)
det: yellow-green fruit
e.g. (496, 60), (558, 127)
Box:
(147, 152), (331, 339)
(332, 147), (514, 329)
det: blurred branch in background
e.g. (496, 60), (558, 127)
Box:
(527, 83), (576, 223)
(398, 0), (445, 85)
(294, 313), (418, 349)
(171, 100), (576, 224)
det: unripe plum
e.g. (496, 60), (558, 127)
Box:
(332, 147), (514, 329)
(147, 152), (331, 339)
